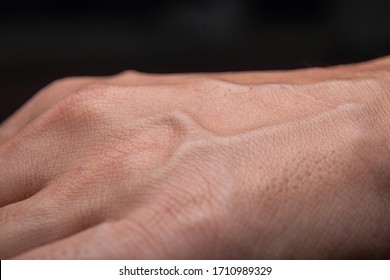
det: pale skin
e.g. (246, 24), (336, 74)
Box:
(0, 57), (389, 259)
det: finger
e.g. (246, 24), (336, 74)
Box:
(0, 90), (163, 207)
(0, 116), (68, 207)
(0, 181), (105, 259)
(0, 83), (116, 207)
(12, 221), (174, 260)
(12, 203), (215, 259)
(0, 139), (49, 207)
(11, 222), (123, 259)
(0, 77), (101, 145)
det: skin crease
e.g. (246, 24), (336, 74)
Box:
(0, 57), (389, 259)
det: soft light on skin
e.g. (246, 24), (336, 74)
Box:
(0, 56), (389, 259)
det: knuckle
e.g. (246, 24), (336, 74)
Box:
(115, 69), (145, 79)
(48, 86), (114, 129)
(36, 76), (102, 106)
(41, 76), (83, 92)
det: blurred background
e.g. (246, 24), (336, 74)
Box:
(1, 0), (390, 122)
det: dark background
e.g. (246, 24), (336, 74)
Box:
(1, 0), (390, 122)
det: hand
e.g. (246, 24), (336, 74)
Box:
(1, 57), (389, 259)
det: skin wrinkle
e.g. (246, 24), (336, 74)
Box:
(0, 141), (50, 206)
(0, 57), (387, 134)
(0, 175), (108, 256)
(17, 175), (217, 259)
(147, 102), (367, 206)
(55, 79), (362, 139)
(0, 194), (80, 259)
(156, 101), (382, 256)
(12, 223), (105, 259)
(1, 57), (389, 259)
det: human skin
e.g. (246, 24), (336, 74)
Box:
(0, 57), (389, 259)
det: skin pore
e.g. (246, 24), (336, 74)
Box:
(0, 56), (389, 259)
